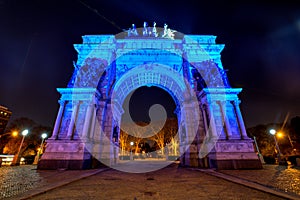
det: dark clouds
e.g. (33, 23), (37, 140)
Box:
(0, 0), (300, 127)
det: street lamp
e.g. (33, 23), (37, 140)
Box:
(11, 129), (29, 166)
(130, 141), (134, 160)
(277, 132), (283, 138)
(0, 130), (18, 139)
(38, 133), (47, 157)
(269, 129), (282, 163)
(253, 136), (265, 164)
(33, 133), (47, 164)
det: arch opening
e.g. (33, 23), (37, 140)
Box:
(120, 86), (179, 161)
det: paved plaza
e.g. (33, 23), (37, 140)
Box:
(0, 162), (300, 200)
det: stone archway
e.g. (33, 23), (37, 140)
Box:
(109, 64), (199, 166)
(38, 33), (262, 170)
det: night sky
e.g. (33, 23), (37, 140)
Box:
(0, 0), (300, 128)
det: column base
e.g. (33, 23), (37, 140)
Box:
(38, 159), (92, 170)
(207, 140), (263, 169)
(209, 159), (262, 169)
(37, 139), (95, 170)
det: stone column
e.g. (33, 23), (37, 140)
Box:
(201, 105), (209, 136)
(89, 107), (96, 140)
(82, 102), (94, 139)
(205, 103), (218, 138)
(50, 100), (65, 140)
(217, 101), (232, 139)
(232, 100), (248, 139)
(67, 101), (80, 140)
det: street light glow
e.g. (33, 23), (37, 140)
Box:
(269, 129), (276, 135)
(41, 133), (47, 139)
(277, 132), (283, 138)
(12, 131), (18, 137)
(21, 129), (29, 136)
(11, 129), (29, 165)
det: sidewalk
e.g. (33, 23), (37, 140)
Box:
(5, 167), (108, 200)
(6, 162), (300, 200)
(218, 165), (300, 197)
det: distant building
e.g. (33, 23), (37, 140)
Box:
(0, 106), (12, 134)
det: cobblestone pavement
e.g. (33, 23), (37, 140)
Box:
(219, 164), (300, 197)
(0, 165), (43, 199)
(24, 163), (286, 200)
(0, 165), (101, 200)
(1, 163), (300, 200)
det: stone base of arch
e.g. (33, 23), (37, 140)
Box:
(207, 140), (262, 169)
(37, 140), (93, 170)
(178, 141), (262, 169)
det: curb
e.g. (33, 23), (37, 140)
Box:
(9, 168), (110, 200)
(194, 169), (300, 200)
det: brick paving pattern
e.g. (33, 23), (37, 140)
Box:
(219, 165), (300, 197)
(26, 163), (285, 200)
(0, 165), (43, 199)
(1, 163), (300, 199)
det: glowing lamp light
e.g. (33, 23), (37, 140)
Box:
(41, 133), (47, 139)
(269, 129), (276, 135)
(130, 141), (134, 146)
(21, 129), (29, 136)
(12, 131), (18, 137)
(277, 132), (283, 138)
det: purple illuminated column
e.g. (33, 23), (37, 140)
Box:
(50, 100), (65, 140)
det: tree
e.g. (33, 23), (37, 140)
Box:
(290, 116), (300, 141)
(150, 129), (165, 154)
(119, 128), (129, 155)
(150, 118), (178, 155)
(169, 135), (179, 156)
(2, 117), (52, 158)
(120, 121), (149, 154)
(247, 124), (276, 156)
(119, 118), (178, 156)
(247, 122), (295, 157)
(164, 118), (178, 154)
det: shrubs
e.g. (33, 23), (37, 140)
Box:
(287, 155), (300, 165)
(263, 155), (276, 164)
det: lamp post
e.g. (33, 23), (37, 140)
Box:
(38, 133), (47, 158)
(11, 129), (29, 166)
(253, 136), (265, 164)
(287, 133), (294, 148)
(269, 129), (282, 164)
(130, 141), (134, 161)
(33, 133), (47, 164)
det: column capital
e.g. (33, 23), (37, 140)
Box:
(68, 100), (81, 106)
(231, 100), (241, 106)
(216, 100), (227, 106)
(58, 100), (65, 105)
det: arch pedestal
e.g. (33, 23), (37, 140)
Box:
(198, 89), (262, 169)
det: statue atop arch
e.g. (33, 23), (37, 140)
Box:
(126, 22), (176, 39)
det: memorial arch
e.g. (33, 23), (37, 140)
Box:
(38, 28), (262, 170)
